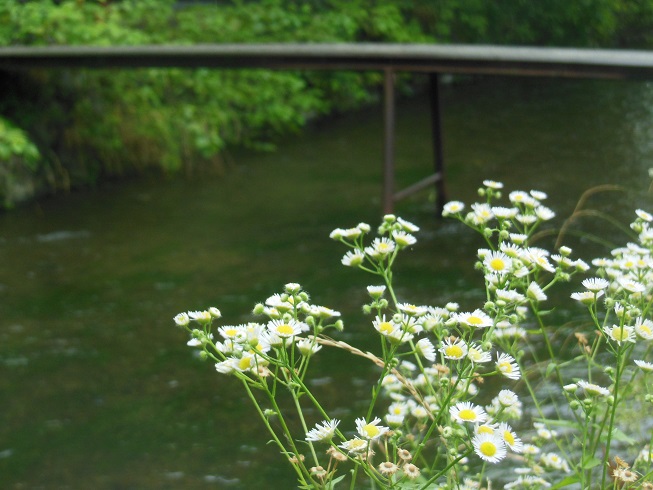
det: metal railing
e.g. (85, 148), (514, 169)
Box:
(2, 43), (653, 213)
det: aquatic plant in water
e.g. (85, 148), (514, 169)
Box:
(173, 180), (653, 489)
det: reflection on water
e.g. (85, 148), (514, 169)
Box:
(1, 77), (652, 488)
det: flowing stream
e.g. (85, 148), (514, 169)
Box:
(1, 76), (653, 488)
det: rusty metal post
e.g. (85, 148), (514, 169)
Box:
(429, 72), (447, 216)
(383, 68), (396, 214)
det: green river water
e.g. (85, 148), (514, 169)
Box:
(1, 76), (653, 488)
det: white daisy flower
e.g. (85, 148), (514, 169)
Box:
(355, 417), (388, 440)
(305, 419), (340, 442)
(577, 380), (610, 397)
(618, 277), (646, 294)
(397, 303), (428, 317)
(540, 452), (569, 472)
(218, 325), (247, 342)
(385, 413), (404, 427)
(530, 190), (548, 200)
(571, 290), (602, 305)
(496, 288), (526, 304)
(497, 389), (521, 408)
(174, 312), (190, 327)
(450, 401), (488, 424)
(492, 206), (519, 219)
(635, 359), (653, 372)
(498, 422), (523, 453)
(366, 285), (386, 298)
(392, 230), (417, 247)
(296, 338), (322, 356)
(516, 214), (538, 225)
(457, 310), (493, 328)
(467, 343), (492, 363)
(267, 318), (306, 338)
(509, 233), (528, 245)
(535, 206), (555, 220)
(416, 338), (436, 362)
(582, 277), (610, 291)
(509, 190), (536, 207)
(387, 401), (409, 417)
(470, 203), (494, 224)
(636, 209), (653, 222)
(472, 432), (507, 463)
(365, 237), (396, 259)
(523, 248), (556, 272)
(442, 200), (465, 216)
(484, 251), (513, 275)
(634, 317), (653, 340)
(603, 324), (636, 345)
(341, 249), (365, 267)
(373, 315), (399, 336)
(188, 310), (212, 323)
(496, 353), (521, 380)
(483, 179), (504, 189)
(527, 281), (547, 301)
(397, 217), (420, 232)
(339, 437), (368, 454)
(440, 338), (468, 360)
(329, 228), (345, 240)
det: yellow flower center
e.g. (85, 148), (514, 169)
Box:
(277, 324), (294, 336)
(238, 356), (252, 371)
(499, 362), (513, 373)
(350, 439), (367, 450)
(225, 328), (238, 337)
(459, 409), (477, 421)
(490, 258), (506, 271)
(379, 322), (394, 334)
(445, 345), (464, 358)
(612, 327), (628, 341)
(503, 431), (515, 445)
(478, 425), (494, 435)
(480, 441), (497, 457)
(363, 424), (380, 438)
(640, 325), (652, 335)
(467, 316), (483, 326)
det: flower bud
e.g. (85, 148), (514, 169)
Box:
(285, 283), (301, 294)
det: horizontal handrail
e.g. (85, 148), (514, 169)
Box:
(1, 43), (653, 79)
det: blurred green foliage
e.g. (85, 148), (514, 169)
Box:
(0, 0), (652, 206)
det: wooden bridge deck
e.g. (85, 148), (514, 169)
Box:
(2, 43), (653, 213)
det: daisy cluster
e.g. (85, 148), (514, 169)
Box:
(174, 282), (343, 378)
(171, 180), (653, 489)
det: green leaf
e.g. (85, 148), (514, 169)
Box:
(582, 456), (602, 470)
(549, 475), (581, 489)
(611, 427), (636, 445)
(545, 362), (557, 377)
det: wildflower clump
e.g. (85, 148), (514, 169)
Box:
(173, 181), (653, 489)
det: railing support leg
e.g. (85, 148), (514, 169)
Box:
(383, 68), (395, 215)
(429, 72), (447, 216)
